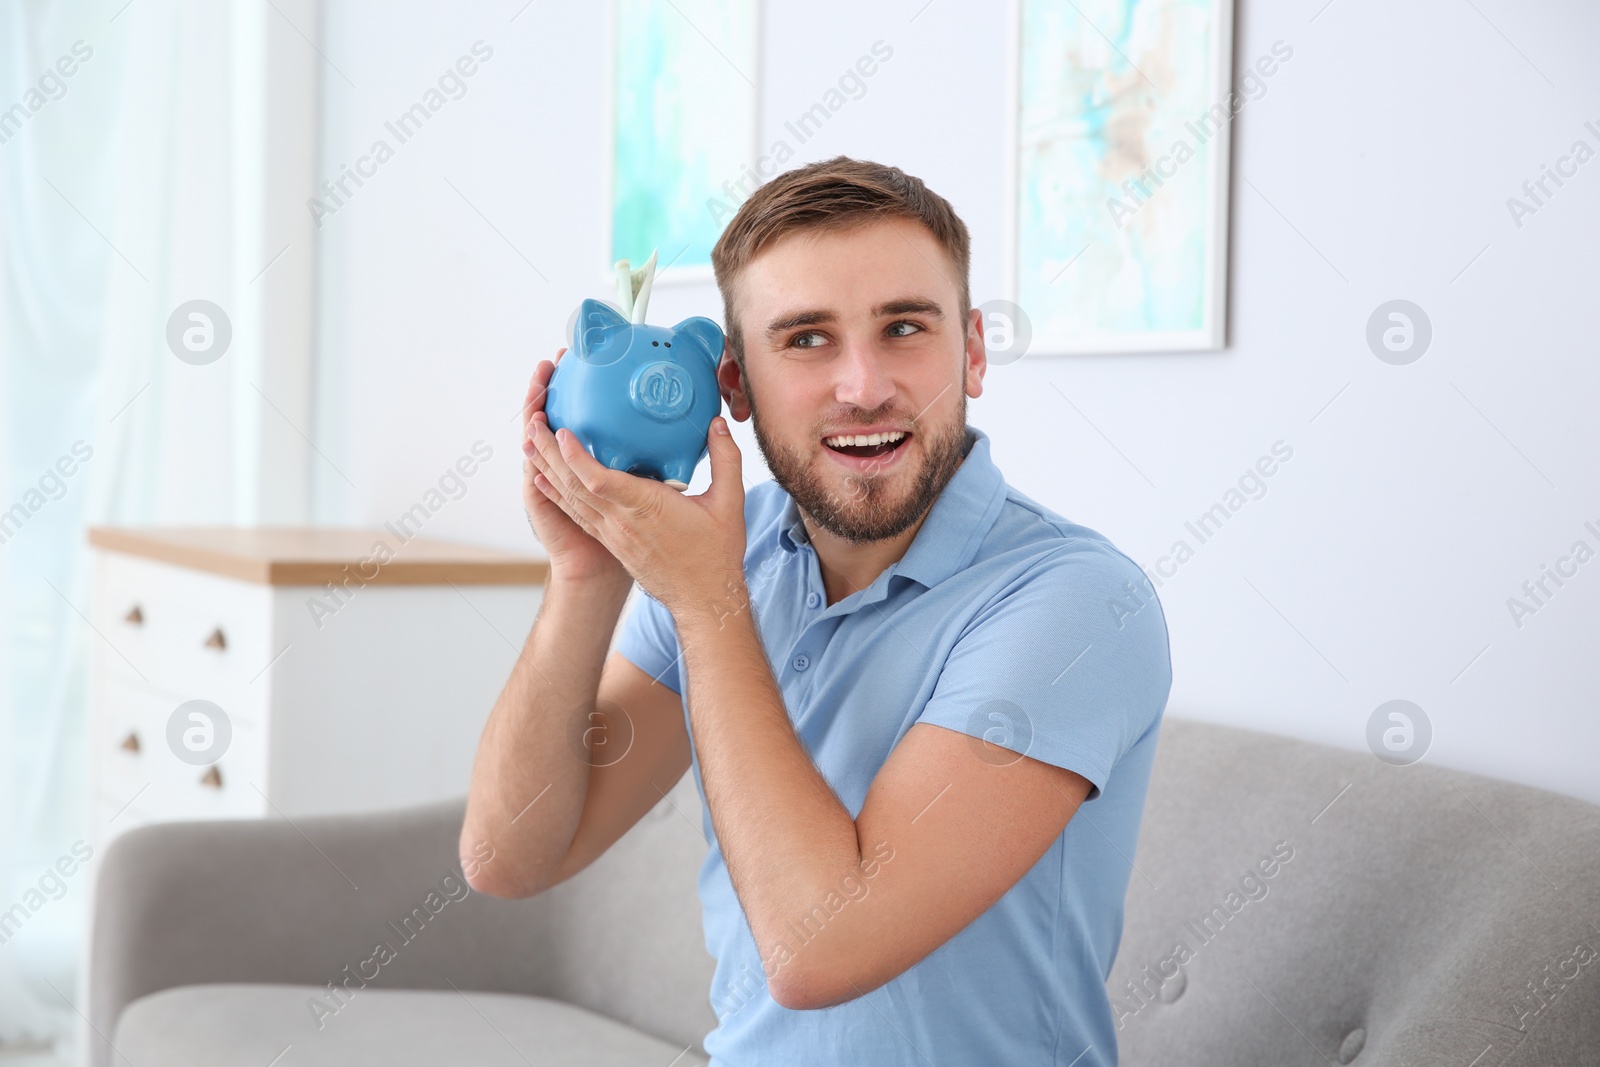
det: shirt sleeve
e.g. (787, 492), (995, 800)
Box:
(913, 541), (1172, 802)
(614, 585), (685, 696)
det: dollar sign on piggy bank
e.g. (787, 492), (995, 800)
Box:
(543, 298), (726, 490)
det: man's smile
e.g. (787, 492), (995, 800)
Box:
(821, 429), (914, 473)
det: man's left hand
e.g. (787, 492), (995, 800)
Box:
(527, 414), (748, 621)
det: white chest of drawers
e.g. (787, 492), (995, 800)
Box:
(85, 527), (547, 847)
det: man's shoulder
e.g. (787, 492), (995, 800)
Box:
(742, 478), (805, 556)
(743, 478), (790, 524)
(985, 482), (1150, 591)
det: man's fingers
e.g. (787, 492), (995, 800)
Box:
(705, 416), (745, 523)
(521, 364), (549, 434)
(552, 427), (614, 497)
(521, 349), (565, 434)
(550, 474), (606, 534)
(533, 432), (608, 532)
(527, 422), (557, 473)
(529, 421), (586, 498)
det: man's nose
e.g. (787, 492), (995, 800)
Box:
(833, 335), (896, 411)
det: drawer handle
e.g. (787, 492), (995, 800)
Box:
(199, 766), (224, 789)
(124, 605), (144, 626)
(204, 628), (227, 651)
(119, 731), (140, 754)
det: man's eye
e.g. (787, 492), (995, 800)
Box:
(887, 321), (923, 338)
(789, 330), (827, 349)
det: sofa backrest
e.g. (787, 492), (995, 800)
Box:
(93, 717), (1600, 1066)
(542, 717), (1600, 1062)
(1107, 717), (1600, 1065)
(536, 770), (718, 1048)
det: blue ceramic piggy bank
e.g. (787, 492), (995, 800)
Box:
(543, 298), (726, 490)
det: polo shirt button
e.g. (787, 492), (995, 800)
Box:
(792, 653), (810, 671)
(806, 591), (821, 609)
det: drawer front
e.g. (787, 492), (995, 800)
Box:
(93, 552), (278, 709)
(90, 676), (268, 836)
(92, 678), (154, 833)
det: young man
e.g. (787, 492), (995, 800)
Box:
(460, 156), (1172, 1066)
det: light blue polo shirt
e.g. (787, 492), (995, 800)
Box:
(615, 423), (1172, 1067)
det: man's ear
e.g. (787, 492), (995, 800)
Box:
(717, 351), (753, 421)
(965, 306), (987, 399)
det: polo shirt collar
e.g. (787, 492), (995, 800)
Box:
(775, 424), (1007, 591)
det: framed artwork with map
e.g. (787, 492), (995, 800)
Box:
(1005, 0), (1235, 354)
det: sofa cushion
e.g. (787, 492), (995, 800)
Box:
(1107, 718), (1600, 1066)
(113, 984), (710, 1067)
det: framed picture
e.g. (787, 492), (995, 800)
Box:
(602, 0), (763, 289)
(1004, 0), (1235, 354)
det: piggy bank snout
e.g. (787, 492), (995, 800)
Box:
(630, 360), (696, 422)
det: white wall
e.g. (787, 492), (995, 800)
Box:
(311, 0), (1600, 804)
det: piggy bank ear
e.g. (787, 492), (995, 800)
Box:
(672, 316), (725, 370)
(574, 299), (630, 359)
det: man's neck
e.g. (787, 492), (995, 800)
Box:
(804, 446), (969, 606)
(806, 513), (927, 607)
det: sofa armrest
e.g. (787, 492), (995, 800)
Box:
(87, 799), (559, 1067)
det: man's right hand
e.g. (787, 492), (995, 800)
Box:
(521, 348), (630, 586)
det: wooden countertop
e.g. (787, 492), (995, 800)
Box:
(87, 527), (549, 587)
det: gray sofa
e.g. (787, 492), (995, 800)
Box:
(87, 717), (1600, 1065)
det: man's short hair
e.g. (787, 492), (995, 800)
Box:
(710, 156), (973, 370)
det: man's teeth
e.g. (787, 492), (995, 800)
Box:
(824, 431), (907, 448)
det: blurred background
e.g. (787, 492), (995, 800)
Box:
(2, 0), (1597, 1060)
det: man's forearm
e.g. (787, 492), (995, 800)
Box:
(460, 572), (634, 896)
(675, 593), (864, 948)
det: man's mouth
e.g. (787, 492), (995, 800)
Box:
(823, 430), (911, 460)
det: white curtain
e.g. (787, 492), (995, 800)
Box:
(2, 0), (123, 1047)
(2, 0), (290, 1053)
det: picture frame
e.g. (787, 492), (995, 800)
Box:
(1003, 0), (1235, 355)
(601, 0), (764, 290)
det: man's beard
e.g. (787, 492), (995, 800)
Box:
(746, 376), (971, 545)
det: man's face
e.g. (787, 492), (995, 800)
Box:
(718, 216), (986, 545)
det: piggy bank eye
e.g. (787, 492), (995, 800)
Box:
(664, 342), (671, 348)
